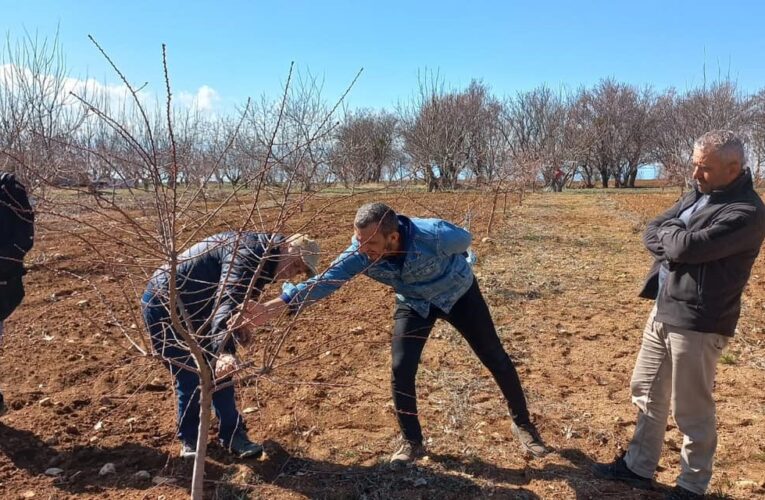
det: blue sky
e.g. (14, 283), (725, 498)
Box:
(1, 0), (763, 112)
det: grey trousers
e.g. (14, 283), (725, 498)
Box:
(624, 306), (729, 495)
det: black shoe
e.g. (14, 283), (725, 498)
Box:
(592, 454), (653, 490)
(222, 431), (264, 459)
(0, 392), (6, 416)
(665, 485), (704, 499)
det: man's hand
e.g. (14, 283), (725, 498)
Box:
(229, 302), (271, 339)
(660, 218), (686, 229)
(241, 299), (288, 328)
(241, 302), (274, 327)
(215, 353), (240, 379)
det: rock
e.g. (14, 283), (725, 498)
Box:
(134, 470), (151, 480)
(735, 480), (760, 490)
(76, 299), (89, 307)
(38, 397), (52, 407)
(481, 237), (494, 243)
(99, 463), (116, 476)
(144, 378), (167, 392)
(44, 467), (64, 476)
(349, 326), (364, 335)
(94, 421), (104, 431)
(21, 491), (36, 499)
(242, 407), (258, 414)
(152, 476), (177, 486)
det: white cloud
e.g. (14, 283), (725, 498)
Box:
(177, 85), (221, 113)
(0, 63), (220, 116)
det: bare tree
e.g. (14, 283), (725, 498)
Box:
(653, 80), (751, 190)
(329, 108), (397, 187)
(400, 74), (492, 191)
(500, 85), (569, 192)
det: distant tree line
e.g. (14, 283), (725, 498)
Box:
(3, 35), (765, 194)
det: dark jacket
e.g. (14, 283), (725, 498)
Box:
(640, 170), (765, 335)
(0, 173), (34, 278)
(0, 173), (34, 322)
(145, 232), (283, 353)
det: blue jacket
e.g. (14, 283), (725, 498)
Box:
(144, 232), (283, 353)
(282, 216), (474, 317)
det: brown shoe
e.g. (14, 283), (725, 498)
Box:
(390, 439), (426, 465)
(511, 422), (549, 458)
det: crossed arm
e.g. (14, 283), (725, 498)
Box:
(644, 197), (765, 265)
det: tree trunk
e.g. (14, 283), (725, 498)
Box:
(599, 168), (610, 188)
(190, 364), (213, 499)
(487, 182), (502, 236)
(627, 169), (638, 188)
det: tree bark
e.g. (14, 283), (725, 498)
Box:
(599, 169), (610, 188)
(190, 365), (213, 499)
(627, 169), (638, 188)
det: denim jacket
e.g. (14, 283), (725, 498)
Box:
(281, 216), (474, 317)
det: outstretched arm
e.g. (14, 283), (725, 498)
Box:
(237, 241), (368, 329)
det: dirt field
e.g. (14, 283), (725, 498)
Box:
(1, 188), (764, 499)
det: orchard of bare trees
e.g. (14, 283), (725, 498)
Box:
(4, 36), (765, 197)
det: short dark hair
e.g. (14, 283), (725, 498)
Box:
(354, 202), (398, 236)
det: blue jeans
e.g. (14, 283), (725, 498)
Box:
(141, 290), (244, 446)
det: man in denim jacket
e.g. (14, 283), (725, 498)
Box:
(243, 202), (548, 464)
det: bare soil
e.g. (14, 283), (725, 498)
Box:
(1, 189), (763, 499)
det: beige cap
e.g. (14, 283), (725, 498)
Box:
(286, 234), (321, 277)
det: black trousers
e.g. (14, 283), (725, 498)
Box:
(391, 278), (531, 443)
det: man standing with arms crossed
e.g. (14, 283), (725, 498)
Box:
(241, 202), (548, 464)
(594, 131), (765, 499)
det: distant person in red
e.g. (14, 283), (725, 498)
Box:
(553, 167), (565, 191)
(0, 172), (35, 415)
(593, 131), (765, 499)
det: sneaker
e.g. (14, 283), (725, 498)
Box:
(511, 421), (549, 458)
(592, 454), (653, 490)
(665, 485), (703, 499)
(390, 439), (426, 465)
(222, 431), (264, 459)
(179, 441), (196, 460)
